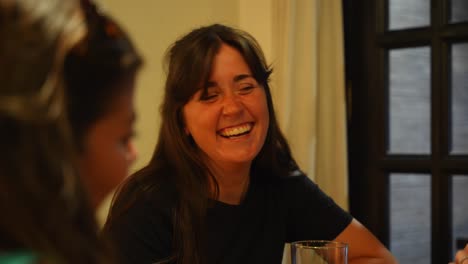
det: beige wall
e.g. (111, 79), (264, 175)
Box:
(96, 0), (273, 224)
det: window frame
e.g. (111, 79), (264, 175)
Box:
(345, 0), (468, 263)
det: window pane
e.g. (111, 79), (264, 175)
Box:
(390, 173), (431, 264)
(452, 175), (468, 258)
(450, 43), (468, 154)
(389, 0), (430, 30)
(388, 47), (431, 154)
(450, 0), (468, 23)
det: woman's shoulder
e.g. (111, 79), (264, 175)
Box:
(127, 175), (177, 212)
(106, 170), (177, 230)
(103, 172), (176, 264)
(116, 167), (177, 207)
(252, 169), (313, 189)
(270, 170), (323, 199)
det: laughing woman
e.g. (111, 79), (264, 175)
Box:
(104, 24), (397, 264)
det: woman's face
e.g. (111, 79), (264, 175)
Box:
(78, 81), (137, 209)
(183, 44), (269, 171)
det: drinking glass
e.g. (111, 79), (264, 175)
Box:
(290, 240), (348, 264)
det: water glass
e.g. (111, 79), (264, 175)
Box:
(290, 240), (348, 264)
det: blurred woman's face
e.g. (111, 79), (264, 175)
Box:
(78, 80), (137, 209)
(183, 44), (269, 172)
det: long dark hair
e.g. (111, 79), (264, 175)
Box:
(106, 24), (298, 264)
(0, 0), (108, 263)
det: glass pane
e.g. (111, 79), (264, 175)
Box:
(389, 0), (430, 30)
(450, 0), (468, 23)
(450, 43), (468, 154)
(452, 175), (468, 258)
(388, 47), (431, 154)
(390, 173), (431, 264)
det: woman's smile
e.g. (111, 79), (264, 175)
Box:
(218, 122), (253, 138)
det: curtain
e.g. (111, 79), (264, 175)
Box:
(269, 1), (348, 263)
(271, 0), (348, 210)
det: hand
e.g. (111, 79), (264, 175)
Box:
(450, 244), (468, 264)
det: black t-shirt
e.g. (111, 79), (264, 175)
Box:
(106, 173), (352, 264)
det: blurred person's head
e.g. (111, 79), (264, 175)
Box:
(0, 0), (107, 263)
(0, 0), (142, 262)
(64, 0), (143, 209)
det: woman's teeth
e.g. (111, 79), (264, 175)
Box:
(219, 123), (252, 137)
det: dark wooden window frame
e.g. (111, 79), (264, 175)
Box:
(344, 0), (468, 263)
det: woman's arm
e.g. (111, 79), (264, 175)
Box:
(335, 219), (398, 264)
(450, 244), (468, 264)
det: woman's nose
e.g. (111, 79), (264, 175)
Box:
(222, 94), (243, 116)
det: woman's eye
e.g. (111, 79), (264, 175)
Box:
(239, 85), (255, 94)
(199, 93), (218, 102)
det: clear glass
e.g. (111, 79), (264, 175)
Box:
(291, 240), (348, 264)
(389, 173), (431, 264)
(388, 47), (431, 154)
(450, 43), (468, 154)
(451, 175), (468, 258)
(450, 0), (468, 23)
(388, 0), (430, 30)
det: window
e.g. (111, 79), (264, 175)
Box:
(344, 0), (468, 263)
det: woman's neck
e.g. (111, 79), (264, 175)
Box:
(209, 162), (251, 205)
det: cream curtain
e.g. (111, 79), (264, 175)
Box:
(270, 0), (348, 210)
(270, 1), (348, 263)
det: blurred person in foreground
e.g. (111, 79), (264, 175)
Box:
(0, 0), (142, 263)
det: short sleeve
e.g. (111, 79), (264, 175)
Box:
(284, 174), (352, 242)
(104, 194), (174, 264)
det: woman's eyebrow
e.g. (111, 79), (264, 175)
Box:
(204, 74), (253, 88)
(233, 74), (253, 82)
